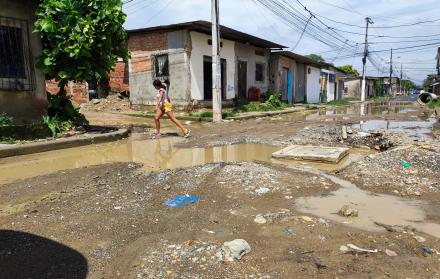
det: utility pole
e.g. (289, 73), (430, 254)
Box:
(211, 0), (222, 122)
(389, 48), (393, 97)
(400, 64), (403, 94)
(361, 17), (373, 102)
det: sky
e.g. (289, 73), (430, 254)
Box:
(123, 0), (440, 85)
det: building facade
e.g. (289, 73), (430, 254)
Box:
(0, 0), (47, 122)
(126, 21), (285, 109)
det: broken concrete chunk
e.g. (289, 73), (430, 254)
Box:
(254, 215), (267, 224)
(338, 205), (359, 217)
(220, 239), (251, 261)
(413, 235), (426, 243)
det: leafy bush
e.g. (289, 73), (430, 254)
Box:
(47, 92), (88, 127)
(43, 116), (72, 137)
(241, 91), (289, 112)
(0, 113), (13, 126)
(428, 98), (440, 109)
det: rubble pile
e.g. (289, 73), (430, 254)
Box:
(340, 145), (440, 196)
(82, 93), (133, 113)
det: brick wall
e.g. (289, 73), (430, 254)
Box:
(128, 31), (168, 54)
(109, 62), (129, 92)
(45, 80), (89, 104)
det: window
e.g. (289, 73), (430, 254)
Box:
(0, 16), (35, 91)
(153, 54), (169, 78)
(255, 63), (265, 82)
(0, 26), (24, 78)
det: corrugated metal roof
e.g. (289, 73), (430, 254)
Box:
(128, 20), (286, 49)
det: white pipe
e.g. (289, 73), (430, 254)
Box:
(417, 92), (438, 105)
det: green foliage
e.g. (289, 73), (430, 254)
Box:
(423, 75), (436, 91)
(34, 0), (129, 85)
(305, 104), (318, 110)
(195, 111), (236, 119)
(241, 91), (289, 112)
(0, 136), (15, 144)
(401, 80), (416, 91)
(0, 113), (13, 126)
(305, 54), (326, 63)
(47, 92), (89, 127)
(337, 65), (359, 77)
(427, 98), (440, 109)
(43, 115), (72, 137)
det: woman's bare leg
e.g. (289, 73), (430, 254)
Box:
(166, 111), (188, 134)
(154, 108), (164, 135)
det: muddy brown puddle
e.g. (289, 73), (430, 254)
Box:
(1, 134), (439, 239)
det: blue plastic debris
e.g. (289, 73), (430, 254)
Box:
(165, 195), (200, 208)
(286, 228), (294, 236)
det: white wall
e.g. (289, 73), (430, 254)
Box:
(189, 31), (236, 100)
(321, 69), (335, 102)
(235, 43), (270, 96)
(306, 66), (321, 103)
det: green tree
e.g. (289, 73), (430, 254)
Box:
(337, 65), (359, 77)
(305, 54), (326, 63)
(35, 0), (129, 88)
(401, 80), (416, 91)
(34, 0), (129, 126)
(422, 75), (436, 91)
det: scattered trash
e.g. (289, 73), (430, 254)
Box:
(286, 228), (294, 236)
(165, 195), (200, 208)
(317, 218), (330, 227)
(340, 244), (378, 254)
(114, 206), (122, 210)
(413, 235), (426, 243)
(338, 205), (359, 217)
(255, 187), (270, 195)
(163, 185), (171, 191)
(301, 216), (314, 223)
(400, 161), (411, 168)
(92, 99), (101, 105)
(318, 235), (326, 241)
(202, 229), (215, 234)
(254, 214), (267, 224)
(219, 239), (251, 262)
(422, 247), (434, 255)
(385, 249), (398, 257)
(185, 121), (192, 125)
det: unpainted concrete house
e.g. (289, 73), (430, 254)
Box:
(0, 0), (47, 122)
(126, 21), (285, 109)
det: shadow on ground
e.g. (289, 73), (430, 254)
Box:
(0, 230), (88, 278)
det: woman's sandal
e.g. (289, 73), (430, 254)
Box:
(183, 130), (191, 138)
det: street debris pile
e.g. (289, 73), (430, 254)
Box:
(81, 93), (133, 113)
(287, 125), (393, 151)
(340, 145), (440, 196)
(133, 240), (257, 279)
(149, 162), (337, 196)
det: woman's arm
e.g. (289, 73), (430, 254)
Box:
(156, 89), (165, 109)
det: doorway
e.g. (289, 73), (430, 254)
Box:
(203, 56), (226, 100)
(237, 60), (247, 102)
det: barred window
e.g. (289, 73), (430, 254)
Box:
(0, 16), (35, 91)
(154, 54), (169, 78)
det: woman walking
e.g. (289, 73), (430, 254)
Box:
(153, 79), (191, 138)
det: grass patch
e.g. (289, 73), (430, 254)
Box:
(427, 98), (440, 109)
(327, 99), (350, 106)
(305, 104), (318, 110)
(0, 136), (15, 144)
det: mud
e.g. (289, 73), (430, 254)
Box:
(1, 99), (439, 278)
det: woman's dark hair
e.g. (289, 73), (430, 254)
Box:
(153, 79), (170, 89)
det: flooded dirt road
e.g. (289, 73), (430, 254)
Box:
(1, 100), (439, 278)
